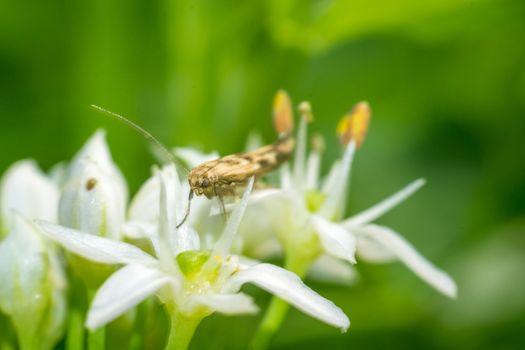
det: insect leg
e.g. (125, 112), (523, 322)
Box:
(217, 195), (228, 223)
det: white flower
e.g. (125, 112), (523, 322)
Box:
(36, 164), (350, 332)
(0, 160), (59, 234)
(0, 212), (66, 350)
(123, 165), (206, 252)
(0, 160), (65, 350)
(242, 100), (457, 298)
(59, 130), (127, 239)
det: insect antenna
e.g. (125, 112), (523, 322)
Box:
(90, 104), (189, 173)
(176, 190), (193, 228)
(91, 105), (195, 228)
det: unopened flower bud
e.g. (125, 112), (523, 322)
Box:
(0, 160), (59, 235)
(59, 130), (127, 239)
(0, 212), (66, 350)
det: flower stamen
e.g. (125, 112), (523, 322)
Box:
(337, 101), (371, 148)
(273, 90), (294, 136)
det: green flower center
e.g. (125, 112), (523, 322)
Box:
(305, 190), (326, 213)
(176, 250), (212, 280)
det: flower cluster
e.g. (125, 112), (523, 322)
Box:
(0, 91), (456, 350)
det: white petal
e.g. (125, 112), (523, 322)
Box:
(174, 147), (219, 169)
(70, 131), (115, 176)
(344, 178), (426, 227)
(0, 212), (67, 346)
(237, 190), (285, 258)
(68, 130), (128, 204)
(48, 161), (68, 186)
(310, 215), (356, 264)
(308, 255), (358, 286)
(60, 131), (129, 239)
(246, 189), (309, 238)
(355, 235), (397, 263)
(0, 213), (46, 314)
(279, 163), (293, 190)
(127, 173), (160, 223)
(358, 224), (457, 298)
(319, 142), (355, 219)
(163, 166), (199, 253)
(59, 160), (125, 239)
(305, 150), (321, 190)
(0, 160), (59, 227)
(86, 264), (171, 329)
(157, 167), (177, 258)
(121, 221), (157, 240)
(121, 221), (162, 258)
(229, 263), (350, 331)
(181, 227), (201, 252)
(235, 255), (261, 270)
(129, 165), (198, 257)
(212, 177), (254, 255)
(36, 221), (157, 265)
(189, 293), (258, 315)
(128, 164), (186, 224)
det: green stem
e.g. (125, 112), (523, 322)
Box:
(249, 253), (313, 350)
(0, 313), (15, 350)
(67, 305), (85, 350)
(164, 312), (201, 350)
(87, 289), (105, 350)
(88, 327), (105, 350)
(130, 298), (151, 350)
(17, 334), (40, 350)
(67, 277), (86, 350)
(249, 297), (291, 350)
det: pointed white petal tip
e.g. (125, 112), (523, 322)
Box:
(86, 264), (171, 329)
(76, 130), (108, 161)
(359, 224), (458, 299)
(443, 278), (458, 299)
(230, 263), (350, 331)
(0, 160), (59, 224)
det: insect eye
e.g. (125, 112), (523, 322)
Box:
(201, 179), (209, 187)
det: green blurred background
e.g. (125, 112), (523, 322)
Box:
(1, 0), (525, 349)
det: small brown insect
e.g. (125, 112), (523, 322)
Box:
(177, 90), (295, 227)
(91, 89), (295, 228)
(187, 136), (294, 199)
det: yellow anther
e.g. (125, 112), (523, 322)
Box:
(273, 90), (294, 136)
(337, 101), (371, 148)
(213, 255), (222, 262)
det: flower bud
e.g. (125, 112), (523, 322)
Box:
(0, 212), (66, 350)
(59, 130), (127, 239)
(0, 160), (59, 236)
